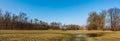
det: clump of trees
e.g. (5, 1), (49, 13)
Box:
(87, 10), (106, 30)
(0, 10), (48, 30)
(0, 10), (80, 30)
(87, 8), (120, 31)
(63, 24), (80, 30)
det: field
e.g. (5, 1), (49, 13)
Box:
(0, 30), (120, 41)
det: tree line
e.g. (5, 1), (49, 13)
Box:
(0, 8), (120, 31)
(0, 10), (80, 30)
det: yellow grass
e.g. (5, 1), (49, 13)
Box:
(0, 30), (120, 41)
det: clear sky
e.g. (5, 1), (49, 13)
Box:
(0, 0), (120, 25)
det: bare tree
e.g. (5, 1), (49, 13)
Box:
(99, 10), (106, 31)
(0, 10), (3, 29)
(87, 11), (99, 30)
(108, 8), (120, 31)
(4, 11), (11, 29)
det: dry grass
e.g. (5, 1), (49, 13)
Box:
(0, 30), (120, 41)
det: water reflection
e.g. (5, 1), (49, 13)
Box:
(72, 33), (104, 41)
(73, 34), (88, 38)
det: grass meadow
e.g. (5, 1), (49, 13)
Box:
(0, 30), (120, 41)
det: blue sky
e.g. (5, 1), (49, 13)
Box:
(0, 0), (120, 25)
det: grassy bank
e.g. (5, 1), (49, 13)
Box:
(0, 30), (119, 41)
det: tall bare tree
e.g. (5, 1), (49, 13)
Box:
(99, 10), (106, 30)
(4, 11), (11, 29)
(0, 10), (3, 29)
(87, 11), (99, 30)
(108, 8), (120, 31)
(12, 14), (18, 29)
